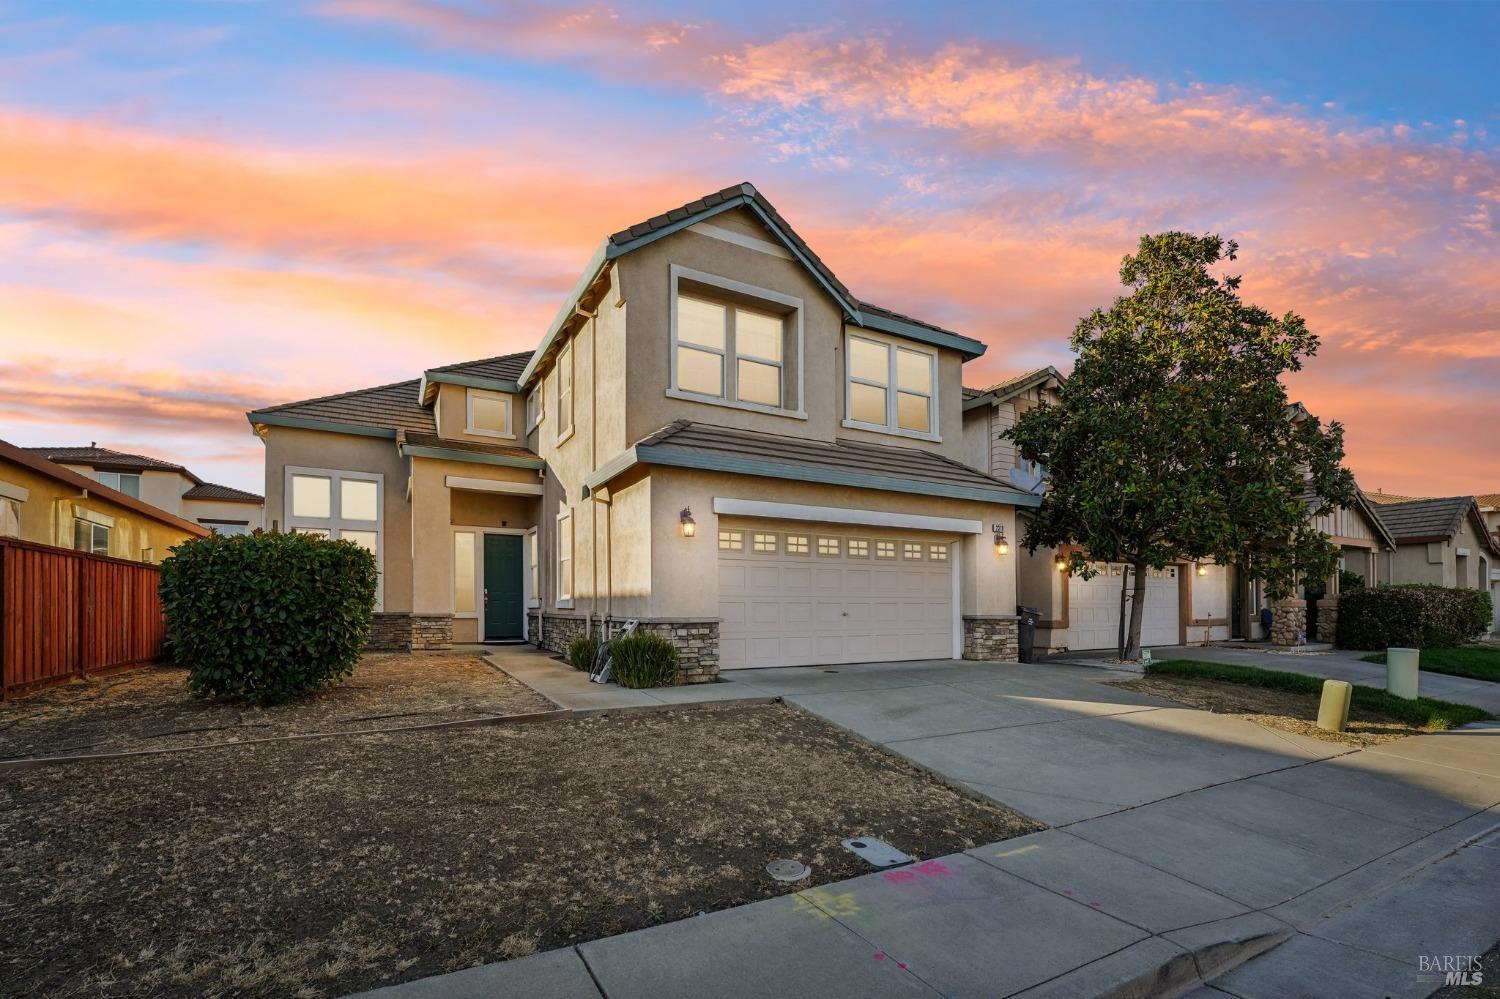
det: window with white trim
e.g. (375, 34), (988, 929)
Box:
(454, 532), (477, 615)
(718, 529), (743, 551)
(752, 532), (777, 552)
(785, 534), (810, 555)
(286, 467), (384, 606)
(527, 383), (543, 432)
(671, 274), (798, 413)
(929, 544), (949, 561)
(0, 498), (21, 538)
(527, 529), (539, 606)
(73, 519), (109, 555)
(556, 509), (573, 604)
(97, 471), (141, 498)
(845, 332), (938, 437)
(847, 538), (869, 558)
(903, 542), (924, 560)
(466, 388), (511, 438)
(817, 536), (840, 557)
(556, 342), (574, 441)
(875, 540), (896, 559)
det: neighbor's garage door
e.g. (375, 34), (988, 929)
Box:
(718, 524), (955, 669)
(1068, 563), (1180, 651)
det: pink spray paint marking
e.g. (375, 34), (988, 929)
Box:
(873, 953), (887, 962)
(882, 859), (953, 885)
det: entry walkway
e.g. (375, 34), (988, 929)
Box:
(381, 654), (1500, 998)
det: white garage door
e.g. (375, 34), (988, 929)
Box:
(718, 524), (955, 669)
(1067, 563), (1180, 651)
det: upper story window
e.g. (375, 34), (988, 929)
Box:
(0, 497), (18, 538)
(466, 389), (512, 438)
(844, 332), (938, 440)
(526, 382), (543, 433)
(556, 341), (574, 443)
(669, 265), (803, 418)
(96, 471), (141, 498)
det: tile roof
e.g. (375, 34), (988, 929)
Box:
(1, 439), (209, 537)
(251, 378), (434, 435)
(1475, 493), (1500, 508)
(398, 431), (539, 462)
(1372, 496), (1474, 542)
(608, 182), (968, 347)
(634, 420), (1031, 502)
(428, 351), (533, 382)
(182, 482), (263, 503)
(962, 367), (1063, 406)
(23, 445), (191, 475)
(1365, 489), (1431, 506)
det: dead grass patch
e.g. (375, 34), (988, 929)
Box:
(0, 701), (1038, 997)
(1111, 674), (1450, 747)
(0, 653), (553, 759)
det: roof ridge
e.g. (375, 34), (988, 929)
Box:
(427, 350), (534, 374)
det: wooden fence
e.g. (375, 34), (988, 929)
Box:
(1, 537), (166, 699)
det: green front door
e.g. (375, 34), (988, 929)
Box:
(483, 534), (525, 640)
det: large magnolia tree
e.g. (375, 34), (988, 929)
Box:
(1008, 232), (1356, 659)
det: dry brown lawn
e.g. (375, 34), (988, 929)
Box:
(1112, 674), (1444, 747)
(0, 701), (1038, 998)
(0, 653), (553, 760)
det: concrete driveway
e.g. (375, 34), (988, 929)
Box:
(396, 654), (1500, 998)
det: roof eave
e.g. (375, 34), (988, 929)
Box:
(961, 366), (1064, 412)
(246, 412), (399, 440)
(420, 370), (522, 404)
(517, 240), (611, 388)
(397, 441), (545, 470)
(583, 443), (1041, 507)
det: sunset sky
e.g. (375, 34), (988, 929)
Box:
(1, 1), (1496, 496)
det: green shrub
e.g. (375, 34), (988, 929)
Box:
(1337, 568), (1365, 593)
(608, 632), (679, 689)
(568, 635), (600, 672)
(1336, 584), (1493, 650)
(159, 531), (378, 705)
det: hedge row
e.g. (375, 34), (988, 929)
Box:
(1335, 584), (1493, 651)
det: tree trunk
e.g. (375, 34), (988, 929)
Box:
(1116, 565), (1130, 659)
(1123, 558), (1149, 661)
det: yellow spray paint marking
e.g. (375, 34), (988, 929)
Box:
(993, 844), (1041, 859)
(794, 888), (863, 920)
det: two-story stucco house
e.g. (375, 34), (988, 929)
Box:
(24, 445), (265, 536)
(962, 378), (1395, 651)
(248, 183), (1040, 678)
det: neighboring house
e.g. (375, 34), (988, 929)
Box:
(23, 445), (265, 536)
(962, 384), (1395, 651)
(0, 438), (209, 561)
(1373, 496), (1500, 636)
(249, 182), (1040, 676)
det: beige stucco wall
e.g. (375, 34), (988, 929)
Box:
(613, 209), (971, 462)
(0, 459), (201, 561)
(261, 426), (414, 612)
(434, 382), (526, 447)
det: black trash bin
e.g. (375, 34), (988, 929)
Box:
(1016, 605), (1040, 663)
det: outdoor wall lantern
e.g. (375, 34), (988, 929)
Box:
(1055, 556), (1068, 572)
(679, 507), (697, 538)
(993, 524), (1009, 556)
(1196, 563), (1209, 576)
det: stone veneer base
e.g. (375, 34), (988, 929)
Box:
(962, 615), (1020, 662)
(527, 611), (720, 684)
(367, 612), (454, 652)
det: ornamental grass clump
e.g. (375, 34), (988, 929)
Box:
(159, 531), (378, 704)
(568, 635), (600, 673)
(608, 632), (679, 689)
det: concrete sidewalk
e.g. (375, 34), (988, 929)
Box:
(358, 657), (1500, 997)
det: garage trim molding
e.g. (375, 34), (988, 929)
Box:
(711, 498), (983, 535)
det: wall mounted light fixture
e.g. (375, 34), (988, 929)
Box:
(679, 507), (696, 538)
(1196, 563), (1208, 577)
(993, 524), (1009, 556)
(1055, 556), (1068, 572)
